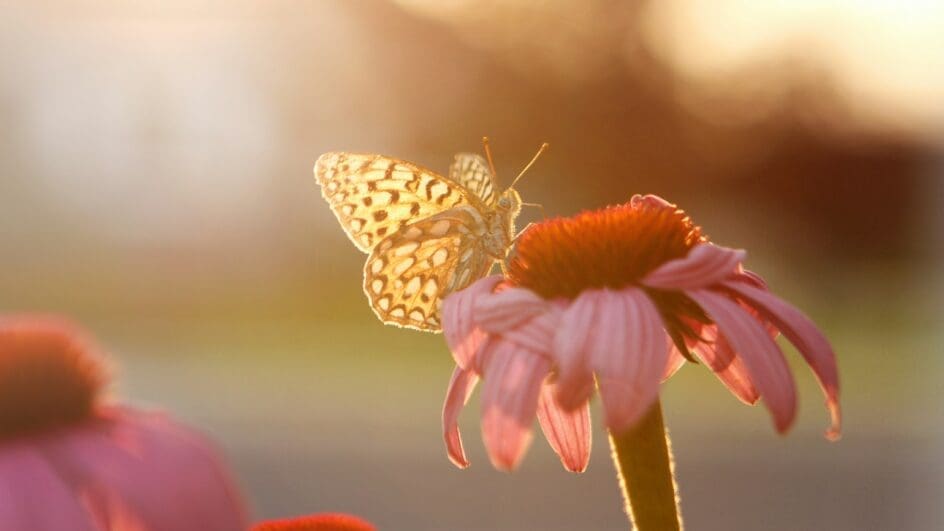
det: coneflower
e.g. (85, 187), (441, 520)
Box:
(0, 315), (248, 531)
(440, 194), (840, 529)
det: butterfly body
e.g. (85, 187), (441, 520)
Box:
(315, 150), (522, 332)
(483, 189), (522, 256)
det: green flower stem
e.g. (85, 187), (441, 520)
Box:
(608, 399), (682, 530)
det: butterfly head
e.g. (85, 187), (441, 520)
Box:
(497, 188), (522, 216)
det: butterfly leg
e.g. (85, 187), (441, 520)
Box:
(513, 222), (536, 243)
(501, 225), (533, 273)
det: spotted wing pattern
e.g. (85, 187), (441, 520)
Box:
(449, 153), (498, 207)
(316, 152), (478, 252)
(363, 207), (494, 331)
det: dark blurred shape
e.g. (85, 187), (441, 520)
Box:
(364, 0), (941, 261)
(740, 134), (929, 259)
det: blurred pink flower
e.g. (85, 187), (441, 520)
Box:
(253, 513), (376, 531)
(441, 195), (840, 471)
(0, 315), (249, 531)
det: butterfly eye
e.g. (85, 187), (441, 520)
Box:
(498, 197), (511, 209)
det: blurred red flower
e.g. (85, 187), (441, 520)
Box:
(0, 315), (249, 530)
(253, 513), (376, 531)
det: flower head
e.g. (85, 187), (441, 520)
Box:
(253, 513), (376, 531)
(0, 315), (107, 439)
(441, 195), (840, 471)
(0, 315), (249, 530)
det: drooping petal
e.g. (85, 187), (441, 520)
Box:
(727, 271), (780, 338)
(688, 290), (797, 433)
(731, 268), (769, 290)
(39, 406), (249, 531)
(551, 290), (605, 410)
(722, 280), (841, 439)
(536, 383), (591, 473)
(499, 305), (561, 354)
(442, 366), (479, 469)
(592, 288), (669, 434)
(442, 275), (502, 369)
(479, 339), (550, 471)
(662, 334), (686, 381)
(690, 326), (760, 405)
(643, 244), (746, 290)
(473, 287), (549, 334)
(0, 444), (97, 531)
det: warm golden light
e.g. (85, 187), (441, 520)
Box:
(641, 0), (944, 131)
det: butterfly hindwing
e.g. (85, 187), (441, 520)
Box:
(316, 152), (476, 252)
(449, 153), (498, 207)
(363, 207), (494, 331)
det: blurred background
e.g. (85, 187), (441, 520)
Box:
(2, 1), (942, 529)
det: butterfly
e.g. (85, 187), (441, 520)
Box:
(314, 139), (546, 332)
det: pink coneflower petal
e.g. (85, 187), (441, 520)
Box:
(442, 366), (479, 469)
(442, 275), (502, 369)
(0, 316), (249, 530)
(688, 290), (797, 433)
(0, 445), (96, 531)
(733, 269), (769, 290)
(662, 339), (687, 382)
(40, 407), (248, 531)
(536, 383), (591, 473)
(726, 273), (781, 339)
(552, 290), (605, 410)
(592, 288), (669, 433)
(643, 243), (746, 290)
(690, 326), (760, 405)
(721, 280), (842, 439)
(480, 339), (550, 471)
(473, 287), (549, 334)
(498, 306), (562, 354)
(630, 193), (673, 209)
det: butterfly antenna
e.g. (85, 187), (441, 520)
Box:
(509, 142), (549, 190)
(482, 136), (498, 178)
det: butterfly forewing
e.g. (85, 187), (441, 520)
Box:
(449, 153), (498, 206)
(363, 208), (493, 331)
(316, 152), (476, 252)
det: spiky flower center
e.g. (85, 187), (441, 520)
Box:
(509, 195), (705, 298)
(0, 317), (107, 439)
(508, 195), (709, 350)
